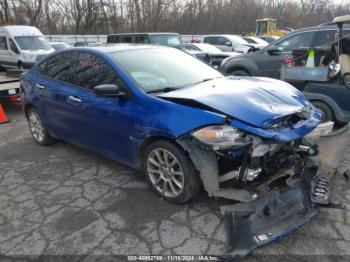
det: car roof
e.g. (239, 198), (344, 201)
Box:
(107, 32), (179, 36)
(291, 24), (350, 33)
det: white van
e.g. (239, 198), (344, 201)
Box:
(0, 26), (54, 69)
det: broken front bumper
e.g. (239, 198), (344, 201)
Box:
(220, 123), (350, 257)
(221, 176), (316, 257)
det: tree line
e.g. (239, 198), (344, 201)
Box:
(0, 0), (350, 35)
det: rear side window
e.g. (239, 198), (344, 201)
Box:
(0, 37), (7, 50)
(204, 37), (215, 44)
(39, 52), (75, 84)
(107, 35), (119, 43)
(274, 31), (315, 52)
(314, 30), (336, 48)
(75, 52), (119, 90)
(204, 37), (228, 46)
(135, 36), (149, 43)
(120, 36), (132, 43)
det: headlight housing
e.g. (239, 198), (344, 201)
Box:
(192, 125), (248, 150)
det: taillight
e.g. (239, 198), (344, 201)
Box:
(284, 56), (294, 67)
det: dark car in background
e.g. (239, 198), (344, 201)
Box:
(220, 24), (350, 124)
(220, 24), (350, 77)
(107, 32), (211, 63)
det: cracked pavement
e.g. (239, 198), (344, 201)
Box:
(1, 103), (350, 261)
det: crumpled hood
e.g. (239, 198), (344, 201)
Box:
(159, 76), (310, 128)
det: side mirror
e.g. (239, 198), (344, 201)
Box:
(225, 41), (232, 47)
(266, 46), (281, 54)
(93, 84), (128, 98)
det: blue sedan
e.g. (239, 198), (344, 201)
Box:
(21, 45), (321, 203)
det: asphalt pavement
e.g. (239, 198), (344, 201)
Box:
(1, 103), (350, 261)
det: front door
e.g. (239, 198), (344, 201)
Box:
(258, 31), (316, 79)
(71, 51), (137, 164)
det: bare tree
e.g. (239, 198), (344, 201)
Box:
(1, 0), (350, 34)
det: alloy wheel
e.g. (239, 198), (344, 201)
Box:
(147, 148), (185, 198)
(28, 111), (45, 143)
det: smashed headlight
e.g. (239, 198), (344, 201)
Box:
(192, 125), (249, 150)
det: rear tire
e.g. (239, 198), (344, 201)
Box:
(312, 101), (334, 123)
(27, 108), (57, 146)
(143, 140), (200, 204)
(230, 70), (250, 76)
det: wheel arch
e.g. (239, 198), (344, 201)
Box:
(305, 92), (347, 123)
(137, 135), (178, 169)
(24, 103), (35, 119)
(221, 58), (258, 75)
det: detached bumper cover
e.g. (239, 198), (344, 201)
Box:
(221, 176), (316, 257)
(220, 123), (350, 257)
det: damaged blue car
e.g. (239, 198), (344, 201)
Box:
(21, 45), (322, 202)
(21, 45), (349, 256)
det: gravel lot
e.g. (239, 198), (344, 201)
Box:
(1, 103), (350, 261)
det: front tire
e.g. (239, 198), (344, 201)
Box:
(143, 140), (200, 203)
(27, 108), (57, 146)
(312, 101), (334, 123)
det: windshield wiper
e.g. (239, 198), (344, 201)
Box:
(146, 87), (179, 94)
(194, 77), (223, 85)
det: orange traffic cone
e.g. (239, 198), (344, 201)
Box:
(0, 103), (10, 124)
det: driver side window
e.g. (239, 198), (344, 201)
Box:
(75, 52), (120, 90)
(274, 31), (315, 52)
(9, 39), (19, 54)
(216, 37), (229, 46)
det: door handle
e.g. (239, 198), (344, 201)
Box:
(36, 84), (45, 89)
(68, 96), (82, 103)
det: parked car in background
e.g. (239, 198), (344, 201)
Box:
(242, 36), (269, 48)
(21, 45), (322, 206)
(0, 25), (54, 69)
(107, 33), (183, 48)
(107, 32), (210, 64)
(220, 23), (350, 123)
(180, 35), (204, 43)
(255, 35), (279, 44)
(183, 43), (239, 68)
(220, 24), (350, 77)
(50, 42), (71, 51)
(203, 35), (257, 53)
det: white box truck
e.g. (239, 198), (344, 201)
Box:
(0, 26), (54, 69)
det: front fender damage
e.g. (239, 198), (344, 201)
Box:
(177, 122), (350, 257)
(177, 138), (255, 202)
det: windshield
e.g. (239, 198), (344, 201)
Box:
(150, 35), (182, 48)
(14, 36), (51, 50)
(110, 48), (223, 92)
(229, 36), (249, 45)
(243, 37), (257, 44)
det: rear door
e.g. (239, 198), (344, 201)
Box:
(258, 30), (316, 78)
(35, 51), (87, 143)
(204, 37), (233, 52)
